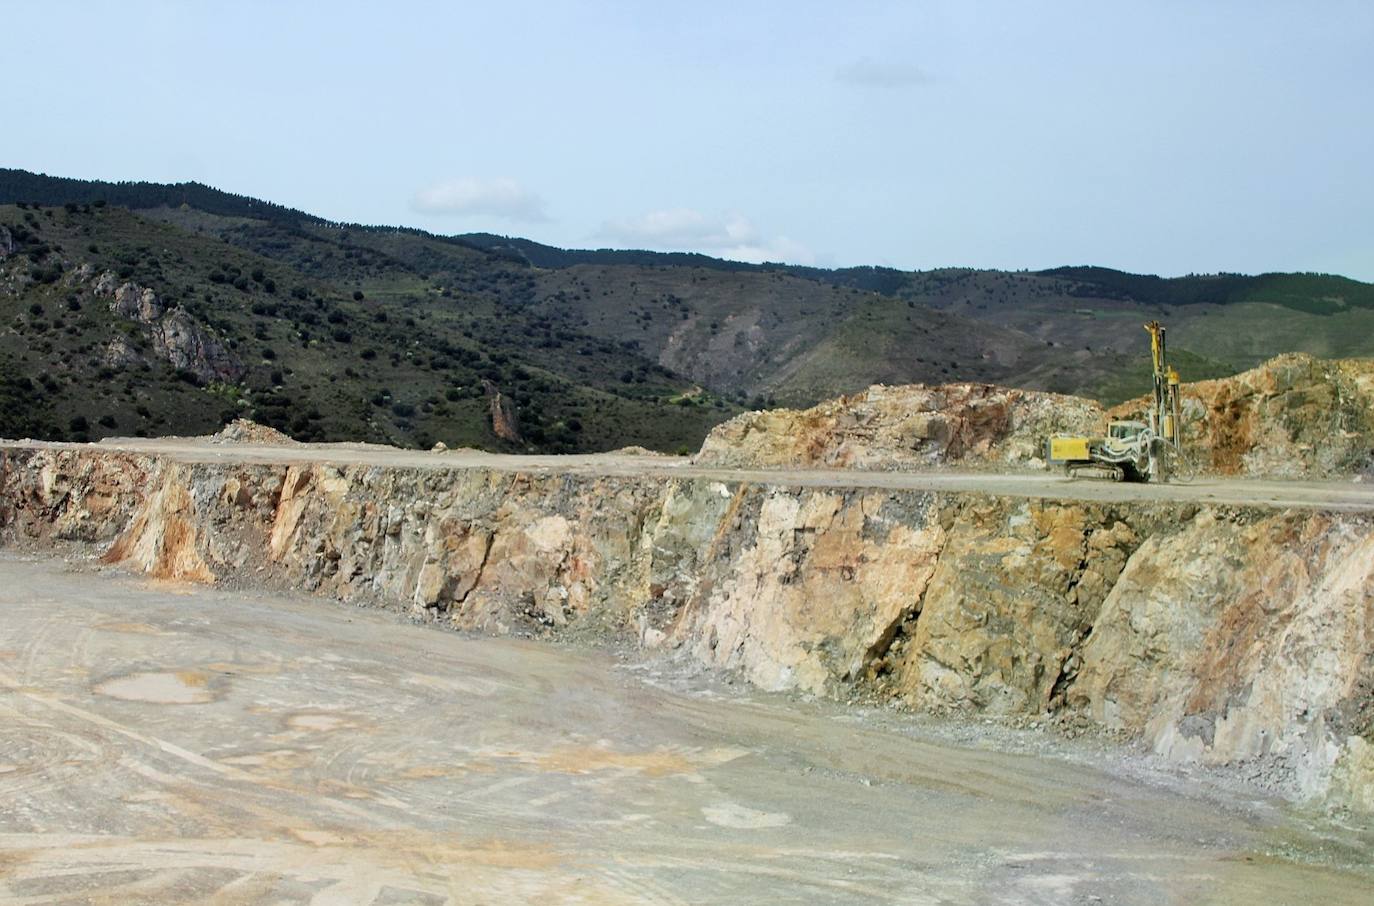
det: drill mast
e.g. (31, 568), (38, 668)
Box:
(1144, 321), (1182, 481)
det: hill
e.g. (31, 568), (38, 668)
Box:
(0, 202), (729, 451)
(3, 167), (1373, 451)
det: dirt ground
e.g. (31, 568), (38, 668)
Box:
(6, 437), (1374, 512)
(1, 553), (1371, 905)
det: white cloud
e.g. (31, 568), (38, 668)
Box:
(835, 57), (931, 87)
(597, 209), (814, 265)
(411, 177), (549, 222)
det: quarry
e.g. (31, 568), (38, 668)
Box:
(2, 354), (1374, 903)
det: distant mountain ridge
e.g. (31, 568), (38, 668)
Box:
(8, 168), (1370, 312)
(3, 167), (1373, 452)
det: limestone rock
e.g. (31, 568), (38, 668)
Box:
(92, 269), (119, 297)
(149, 309), (243, 383)
(103, 336), (147, 369)
(695, 382), (1103, 471)
(110, 282), (165, 322)
(699, 354), (1374, 480)
(1112, 353), (1374, 479)
(93, 273), (245, 383)
(2, 444), (1372, 812)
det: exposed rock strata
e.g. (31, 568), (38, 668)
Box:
(1112, 353), (1374, 479)
(93, 272), (244, 384)
(1, 446), (1371, 812)
(695, 383), (1102, 471)
(698, 354), (1374, 479)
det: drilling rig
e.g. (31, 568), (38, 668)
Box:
(1047, 321), (1182, 482)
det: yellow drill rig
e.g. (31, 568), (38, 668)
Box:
(1048, 321), (1182, 482)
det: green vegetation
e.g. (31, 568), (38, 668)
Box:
(0, 200), (734, 451)
(1086, 349), (1239, 407)
(2, 168), (1372, 453)
(1037, 266), (1374, 314)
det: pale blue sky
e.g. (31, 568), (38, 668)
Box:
(9, 1), (1373, 279)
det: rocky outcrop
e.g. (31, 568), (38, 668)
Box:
(699, 355), (1374, 480)
(1112, 353), (1374, 479)
(695, 383), (1103, 471)
(148, 309), (244, 382)
(110, 281), (165, 321)
(0, 224), (14, 259)
(103, 336), (148, 369)
(483, 380), (521, 443)
(1, 445), (1371, 812)
(94, 273), (244, 384)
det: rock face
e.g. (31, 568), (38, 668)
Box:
(149, 309), (244, 383)
(110, 282), (166, 321)
(1112, 353), (1374, 479)
(0, 224), (14, 259)
(483, 380), (521, 443)
(94, 273), (244, 384)
(102, 336), (147, 369)
(2, 444), (1371, 812)
(698, 354), (1374, 479)
(695, 383), (1103, 471)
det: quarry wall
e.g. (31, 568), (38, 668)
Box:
(697, 353), (1374, 479)
(2, 445), (1372, 812)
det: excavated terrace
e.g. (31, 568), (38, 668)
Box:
(1, 436), (1373, 903)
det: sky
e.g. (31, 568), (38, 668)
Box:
(8, 1), (1374, 279)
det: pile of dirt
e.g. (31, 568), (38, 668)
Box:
(609, 445), (675, 458)
(694, 382), (1103, 471)
(209, 419), (297, 446)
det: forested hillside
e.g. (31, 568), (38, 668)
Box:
(4, 168), (1372, 450)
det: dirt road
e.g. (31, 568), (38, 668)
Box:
(1, 553), (1371, 904)
(5, 437), (1374, 512)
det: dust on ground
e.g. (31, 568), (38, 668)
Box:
(1, 551), (1371, 905)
